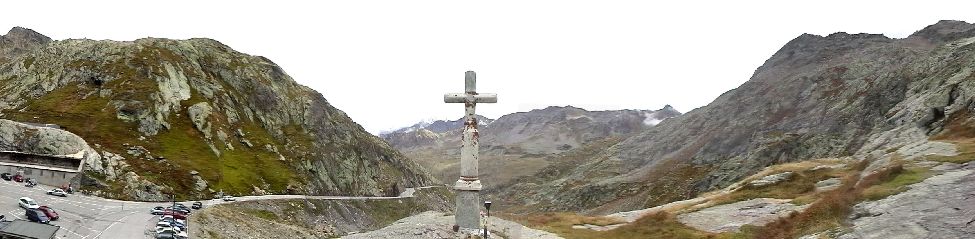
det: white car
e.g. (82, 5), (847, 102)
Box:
(156, 226), (181, 234)
(46, 189), (67, 197)
(222, 195), (236, 201)
(155, 223), (182, 233)
(159, 215), (186, 223)
(18, 197), (39, 209)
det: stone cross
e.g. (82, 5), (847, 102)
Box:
(444, 71), (497, 232)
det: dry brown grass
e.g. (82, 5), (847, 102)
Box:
(747, 162), (910, 238)
(692, 158), (853, 210)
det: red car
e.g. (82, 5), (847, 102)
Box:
(37, 206), (58, 221)
(13, 174), (23, 182)
(163, 210), (186, 220)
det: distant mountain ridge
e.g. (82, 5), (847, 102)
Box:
(382, 105), (680, 153)
(381, 105), (681, 190)
(384, 114), (495, 135)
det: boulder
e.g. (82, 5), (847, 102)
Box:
(676, 198), (807, 233)
(188, 102), (213, 139)
(842, 165), (975, 238)
(815, 178), (842, 192)
(749, 172), (795, 187)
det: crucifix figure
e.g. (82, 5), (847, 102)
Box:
(444, 71), (497, 233)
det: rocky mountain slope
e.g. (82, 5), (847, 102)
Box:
(0, 27), (434, 200)
(498, 20), (975, 214)
(381, 105), (680, 190)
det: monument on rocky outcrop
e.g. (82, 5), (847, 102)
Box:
(444, 71), (497, 233)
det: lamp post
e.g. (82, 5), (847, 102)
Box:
(484, 201), (492, 238)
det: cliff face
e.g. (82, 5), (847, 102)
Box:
(500, 20), (975, 214)
(0, 27), (434, 200)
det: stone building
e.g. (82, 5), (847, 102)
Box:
(0, 150), (84, 187)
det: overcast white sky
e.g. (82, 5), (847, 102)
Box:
(2, 1), (973, 134)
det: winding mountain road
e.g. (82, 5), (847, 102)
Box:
(0, 179), (437, 239)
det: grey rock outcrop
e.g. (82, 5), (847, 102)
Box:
(676, 198), (807, 233)
(187, 102), (213, 139)
(814, 177), (842, 191)
(120, 171), (167, 201)
(842, 163), (975, 238)
(748, 172), (795, 187)
(345, 211), (564, 239)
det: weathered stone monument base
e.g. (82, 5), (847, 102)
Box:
(455, 190), (481, 232)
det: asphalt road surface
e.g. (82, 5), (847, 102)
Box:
(0, 179), (436, 239)
(0, 179), (167, 239)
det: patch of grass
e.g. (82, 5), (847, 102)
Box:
(861, 166), (930, 201)
(22, 56), (34, 69)
(705, 163), (851, 208)
(746, 162), (913, 238)
(712, 172), (815, 205)
(748, 175), (860, 239)
(154, 100), (299, 195)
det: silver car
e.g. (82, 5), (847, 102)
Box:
(18, 197), (39, 209)
(46, 189), (67, 197)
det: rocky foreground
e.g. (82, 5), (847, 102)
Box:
(841, 162), (975, 238)
(344, 211), (562, 239)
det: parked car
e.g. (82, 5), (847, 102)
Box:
(12, 174), (23, 182)
(37, 206), (58, 220)
(162, 210), (187, 220)
(166, 206), (190, 215)
(155, 231), (176, 239)
(46, 189), (67, 197)
(191, 201), (203, 209)
(222, 195), (236, 201)
(176, 230), (188, 239)
(160, 215), (185, 222)
(160, 219), (186, 231)
(0, 173), (11, 181)
(156, 221), (174, 229)
(151, 206), (166, 215)
(156, 227), (180, 235)
(18, 197), (39, 209)
(25, 209), (50, 224)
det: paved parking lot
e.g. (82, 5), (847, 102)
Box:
(0, 179), (167, 239)
(1, 179), (433, 238)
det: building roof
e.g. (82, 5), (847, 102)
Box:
(0, 220), (60, 239)
(0, 150), (85, 160)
